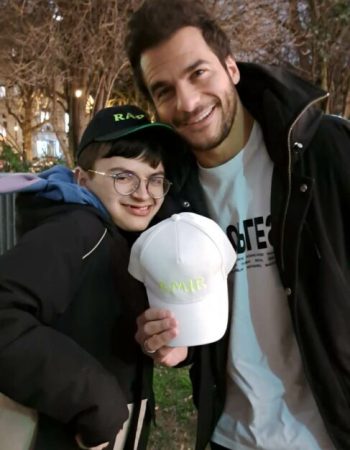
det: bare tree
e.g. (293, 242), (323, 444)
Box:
(0, 0), (348, 167)
(281, 0), (350, 116)
(47, 1), (133, 157)
(0, 0), (135, 165)
(0, 0), (55, 160)
(4, 84), (51, 161)
(214, 0), (350, 117)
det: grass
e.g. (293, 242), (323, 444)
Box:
(148, 366), (197, 450)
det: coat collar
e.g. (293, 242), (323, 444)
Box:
(237, 63), (328, 167)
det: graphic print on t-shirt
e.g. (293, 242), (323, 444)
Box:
(227, 214), (275, 271)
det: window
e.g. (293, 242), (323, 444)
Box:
(0, 125), (6, 138)
(40, 111), (50, 122)
(64, 113), (69, 133)
(36, 139), (61, 158)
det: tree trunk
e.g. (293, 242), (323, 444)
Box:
(344, 84), (350, 119)
(22, 101), (33, 161)
(50, 88), (74, 167)
(66, 81), (89, 160)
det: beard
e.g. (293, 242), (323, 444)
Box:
(174, 80), (238, 152)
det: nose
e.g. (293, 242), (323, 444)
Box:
(176, 82), (201, 113)
(131, 179), (151, 200)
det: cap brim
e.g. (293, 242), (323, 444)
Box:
(94, 122), (177, 143)
(77, 122), (180, 159)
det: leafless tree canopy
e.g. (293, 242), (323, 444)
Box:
(0, 0), (348, 163)
(215, 0), (350, 116)
(0, 0), (137, 162)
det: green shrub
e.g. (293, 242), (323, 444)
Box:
(0, 142), (65, 173)
(0, 143), (30, 172)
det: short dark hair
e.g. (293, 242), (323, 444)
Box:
(125, 0), (232, 100)
(77, 131), (165, 172)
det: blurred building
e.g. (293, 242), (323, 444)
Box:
(0, 84), (66, 160)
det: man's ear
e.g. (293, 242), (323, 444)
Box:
(74, 166), (89, 187)
(225, 55), (240, 85)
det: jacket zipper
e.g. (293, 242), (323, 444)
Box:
(279, 92), (329, 272)
(280, 92), (340, 448)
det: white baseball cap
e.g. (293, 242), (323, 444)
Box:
(128, 213), (236, 347)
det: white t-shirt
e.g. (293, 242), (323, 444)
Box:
(198, 122), (334, 450)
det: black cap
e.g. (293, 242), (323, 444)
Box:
(77, 105), (177, 159)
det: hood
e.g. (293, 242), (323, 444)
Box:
(0, 165), (112, 237)
(237, 63), (328, 167)
(0, 165), (109, 218)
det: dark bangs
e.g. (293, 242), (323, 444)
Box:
(107, 134), (164, 169)
(77, 130), (166, 170)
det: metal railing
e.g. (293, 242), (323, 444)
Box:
(0, 192), (16, 255)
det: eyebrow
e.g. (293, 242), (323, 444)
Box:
(108, 166), (128, 173)
(149, 59), (208, 95)
(109, 167), (165, 176)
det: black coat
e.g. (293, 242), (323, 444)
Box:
(162, 63), (350, 450)
(0, 198), (153, 449)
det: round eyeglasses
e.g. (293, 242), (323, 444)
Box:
(88, 169), (172, 199)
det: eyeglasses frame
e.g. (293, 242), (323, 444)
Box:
(87, 169), (172, 199)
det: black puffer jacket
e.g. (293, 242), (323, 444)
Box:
(161, 63), (350, 450)
(0, 196), (153, 450)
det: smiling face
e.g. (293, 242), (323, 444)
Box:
(77, 156), (165, 231)
(140, 26), (242, 164)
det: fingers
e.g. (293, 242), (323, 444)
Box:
(154, 346), (188, 367)
(141, 326), (178, 353)
(135, 308), (188, 366)
(135, 308), (178, 351)
(142, 338), (156, 354)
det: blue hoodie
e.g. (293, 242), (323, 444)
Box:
(0, 165), (109, 219)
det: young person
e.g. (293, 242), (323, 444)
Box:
(0, 105), (179, 450)
(125, 1), (350, 450)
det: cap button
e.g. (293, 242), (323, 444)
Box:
(171, 214), (181, 222)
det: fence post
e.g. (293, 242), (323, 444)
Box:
(0, 193), (16, 255)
